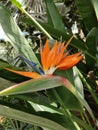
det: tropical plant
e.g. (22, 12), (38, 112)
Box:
(0, 0), (98, 130)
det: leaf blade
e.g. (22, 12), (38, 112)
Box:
(0, 104), (67, 130)
(0, 4), (40, 67)
(0, 75), (95, 120)
(74, 0), (98, 31)
(45, 0), (65, 31)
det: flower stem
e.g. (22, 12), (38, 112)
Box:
(21, 7), (53, 39)
(53, 89), (81, 130)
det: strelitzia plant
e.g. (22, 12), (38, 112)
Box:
(0, 0), (97, 129)
(2, 36), (95, 130)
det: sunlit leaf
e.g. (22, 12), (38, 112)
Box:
(0, 4), (41, 67)
(73, 67), (84, 97)
(0, 75), (95, 121)
(10, 0), (22, 9)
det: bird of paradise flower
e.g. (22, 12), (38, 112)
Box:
(5, 36), (83, 79)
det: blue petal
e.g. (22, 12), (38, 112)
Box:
(20, 56), (44, 75)
(20, 56), (37, 68)
(38, 67), (44, 75)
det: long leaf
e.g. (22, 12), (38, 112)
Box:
(91, 0), (98, 20)
(86, 27), (98, 69)
(74, 0), (98, 31)
(0, 76), (63, 96)
(0, 104), (67, 130)
(0, 75), (95, 121)
(54, 68), (84, 111)
(12, 94), (95, 130)
(45, 0), (65, 31)
(0, 4), (40, 67)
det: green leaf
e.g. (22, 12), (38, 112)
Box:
(74, 0), (98, 31)
(86, 27), (98, 69)
(0, 60), (11, 69)
(0, 4), (40, 67)
(0, 76), (62, 96)
(45, 0), (65, 31)
(40, 22), (87, 51)
(15, 93), (62, 114)
(0, 104), (67, 130)
(10, 0), (22, 9)
(0, 75), (95, 121)
(54, 67), (84, 111)
(91, 0), (98, 20)
(55, 87), (82, 111)
(73, 67), (84, 97)
(12, 94), (95, 130)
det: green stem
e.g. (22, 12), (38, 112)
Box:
(20, 7), (53, 39)
(83, 110), (92, 126)
(77, 68), (98, 104)
(9, 119), (17, 130)
(53, 89), (81, 130)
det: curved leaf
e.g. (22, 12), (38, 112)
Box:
(0, 75), (95, 121)
(0, 76), (63, 96)
(0, 104), (67, 130)
(0, 4), (40, 67)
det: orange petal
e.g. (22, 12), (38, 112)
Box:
(64, 35), (74, 49)
(5, 68), (41, 79)
(46, 36), (74, 68)
(57, 53), (83, 70)
(40, 39), (50, 70)
(45, 41), (59, 69)
(55, 42), (66, 65)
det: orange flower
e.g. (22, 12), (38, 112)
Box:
(5, 36), (83, 79)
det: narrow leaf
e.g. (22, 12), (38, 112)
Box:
(0, 75), (95, 120)
(86, 27), (98, 69)
(91, 0), (98, 20)
(74, 0), (98, 31)
(0, 76), (63, 96)
(45, 0), (65, 31)
(10, 0), (22, 9)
